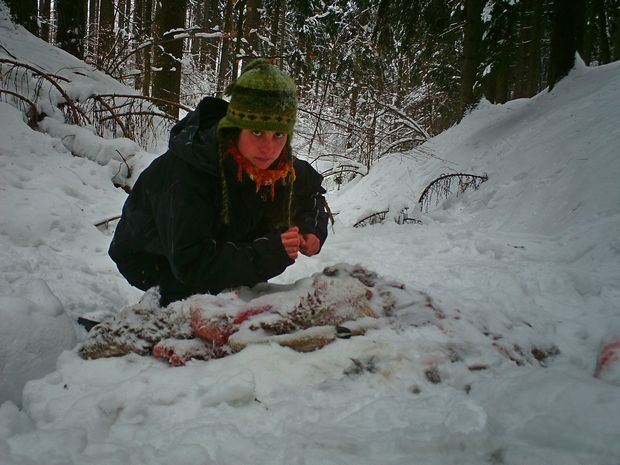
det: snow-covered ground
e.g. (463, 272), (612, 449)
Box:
(1, 11), (620, 465)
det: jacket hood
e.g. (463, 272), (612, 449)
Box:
(168, 97), (228, 174)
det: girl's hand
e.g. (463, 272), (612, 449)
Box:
(281, 226), (301, 260)
(299, 233), (320, 257)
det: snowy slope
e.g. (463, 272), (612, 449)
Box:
(1, 10), (620, 465)
(0, 11), (152, 406)
(333, 56), (620, 236)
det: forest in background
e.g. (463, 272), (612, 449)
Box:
(2, 0), (619, 173)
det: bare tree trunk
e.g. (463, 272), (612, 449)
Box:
(514, 0), (530, 97)
(133, 0), (144, 90)
(460, 0), (484, 113)
(548, 0), (583, 90)
(39, 0), (52, 41)
(142, 0), (154, 96)
(347, 69), (359, 150)
(118, 0), (127, 31)
(494, 66), (509, 103)
(216, 0), (236, 97)
(525, 0), (543, 96)
(152, 0), (188, 118)
(199, 0), (220, 75)
(189, 2), (201, 60)
(277, 0), (286, 67)
(244, 0), (261, 57)
(595, 0), (611, 63)
(574, 0), (588, 61)
(614, 4), (620, 61)
(581, 0), (596, 64)
(124, 0), (132, 31)
(481, 1), (517, 103)
(366, 109), (378, 169)
(86, 0), (99, 61)
(270, 0), (284, 58)
(98, 0), (115, 68)
(513, 0), (544, 98)
(231, 0), (246, 78)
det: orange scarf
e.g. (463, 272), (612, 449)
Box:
(227, 145), (296, 199)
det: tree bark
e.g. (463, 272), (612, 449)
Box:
(231, 0), (246, 78)
(216, 0), (236, 97)
(614, 4), (620, 61)
(482, 1), (518, 103)
(347, 65), (360, 150)
(199, 0), (220, 74)
(595, 0), (610, 63)
(270, 0), (284, 58)
(460, 0), (484, 113)
(118, 0), (128, 31)
(190, 2), (201, 59)
(277, 0), (286, 67)
(525, 0), (543, 96)
(547, 0), (583, 90)
(39, 0), (52, 41)
(141, 0), (154, 96)
(574, 0), (588, 61)
(133, 0), (144, 90)
(494, 64), (510, 103)
(244, 0), (261, 57)
(124, 0), (132, 31)
(513, 0), (529, 98)
(85, 0), (99, 61)
(581, 0), (596, 64)
(56, 0), (86, 58)
(513, 0), (544, 98)
(152, 0), (188, 117)
(98, 0), (115, 68)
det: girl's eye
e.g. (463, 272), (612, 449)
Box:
(252, 130), (263, 137)
(274, 132), (285, 139)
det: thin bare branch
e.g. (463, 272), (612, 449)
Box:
(94, 215), (121, 228)
(0, 88), (38, 127)
(418, 173), (489, 212)
(0, 58), (86, 124)
(93, 96), (131, 138)
(94, 93), (192, 113)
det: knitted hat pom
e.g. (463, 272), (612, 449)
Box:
(223, 59), (274, 97)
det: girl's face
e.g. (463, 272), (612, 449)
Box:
(237, 129), (288, 170)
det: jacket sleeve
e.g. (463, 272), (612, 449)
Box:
(292, 159), (329, 248)
(150, 177), (294, 294)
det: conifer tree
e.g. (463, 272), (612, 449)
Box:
(152, 0), (188, 117)
(56, 0), (86, 59)
(548, 0), (583, 90)
(4, 0), (39, 36)
(216, 0), (236, 97)
(137, 0), (154, 95)
(243, 0), (261, 57)
(198, 0), (220, 75)
(461, 0), (485, 113)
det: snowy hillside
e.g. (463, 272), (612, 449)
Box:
(1, 11), (620, 465)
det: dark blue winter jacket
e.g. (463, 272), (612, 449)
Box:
(109, 97), (328, 302)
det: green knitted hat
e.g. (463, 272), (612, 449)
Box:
(218, 59), (298, 136)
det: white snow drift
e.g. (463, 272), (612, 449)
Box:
(1, 10), (619, 465)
